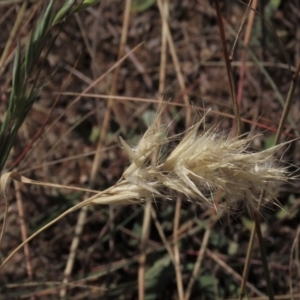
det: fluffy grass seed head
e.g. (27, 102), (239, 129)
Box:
(0, 115), (289, 270)
(156, 120), (287, 211)
(91, 116), (288, 212)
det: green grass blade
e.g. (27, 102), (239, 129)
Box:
(12, 43), (23, 100)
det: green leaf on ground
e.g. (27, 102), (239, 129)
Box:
(132, 0), (156, 12)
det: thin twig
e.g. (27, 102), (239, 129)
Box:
(253, 212), (274, 300)
(156, 0), (191, 127)
(207, 248), (265, 297)
(230, 0), (252, 60)
(213, 0), (242, 136)
(184, 224), (211, 300)
(150, 208), (175, 263)
(14, 180), (35, 300)
(158, 0), (168, 100)
(239, 194), (262, 300)
(173, 198), (184, 300)
(236, 0), (258, 106)
(107, 0), (132, 127)
(60, 206), (88, 298)
(139, 200), (151, 300)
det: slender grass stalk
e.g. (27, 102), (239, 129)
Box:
(239, 194), (262, 299)
(253, 210), (274, 300)
(213, 0), (242, 136)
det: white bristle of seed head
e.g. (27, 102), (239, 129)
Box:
(91, 116), (288, 212)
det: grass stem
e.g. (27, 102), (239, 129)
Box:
(253, 211), (275, 300)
